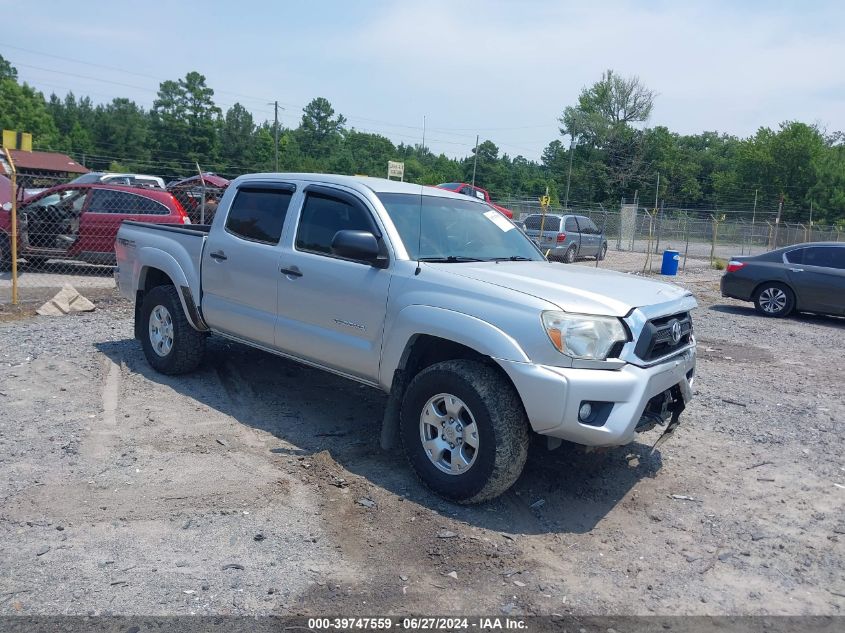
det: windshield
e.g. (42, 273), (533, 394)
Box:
(377, 193), (544, 262)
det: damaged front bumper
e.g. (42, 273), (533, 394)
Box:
(497, 347), (696, 447)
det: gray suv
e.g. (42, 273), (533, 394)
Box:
(522, 214), (608, 263)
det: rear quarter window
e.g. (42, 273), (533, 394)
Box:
(523, 215), (560, 231)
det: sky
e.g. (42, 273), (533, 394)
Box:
(3, 0), (844, 161)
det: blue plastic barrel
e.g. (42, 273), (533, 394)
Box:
(661, 249), (680, 275)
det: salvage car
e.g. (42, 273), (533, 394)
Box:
(71, 172), (166, 189)
(0, 183), (189, 269)
(114, 174), (697, 502)
(721, 242), (845, 317)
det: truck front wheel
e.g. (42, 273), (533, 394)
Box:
(400, 359), (529, 503)
(140, 285), (205, 375)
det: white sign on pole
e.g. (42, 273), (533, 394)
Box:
(387, 161), (405, 180)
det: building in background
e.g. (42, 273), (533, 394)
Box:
(0, 148), (89, 198)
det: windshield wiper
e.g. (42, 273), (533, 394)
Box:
(488, 256), (534, 262)
(418, 256), (485, 263)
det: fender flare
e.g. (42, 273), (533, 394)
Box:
(135, 247), (206, 331)
(378, 304), (530, 390)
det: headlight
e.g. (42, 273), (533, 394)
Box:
(541, 311), (628, 360)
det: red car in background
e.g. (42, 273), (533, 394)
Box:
(435, 182), (514, 219)
(0, 183), (189, 269)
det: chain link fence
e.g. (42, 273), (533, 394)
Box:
(3, 170), (844, 304)
(1, 161), (228, 305)
(501, 197), (845, 272)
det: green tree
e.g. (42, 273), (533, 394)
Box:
(0, 79), (58, 147)
(0, 55), (17, 81)
(220, 103), (257, 171)
(93, 98), (150, 170)
(296, 97), (346, 159)
(150, 72), (221, 171)
(560, 70), (655, 199)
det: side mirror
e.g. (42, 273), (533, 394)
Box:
(331, 230), (383, 265)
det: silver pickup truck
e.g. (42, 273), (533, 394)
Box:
(115, 173), (697, 503)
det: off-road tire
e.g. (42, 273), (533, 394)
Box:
(753, 282), (795, 318)
(563, 244), (577, 264)
(400, 359), (529, 503)
(0, 233), (11, 272)
(140, 285), (206, 375)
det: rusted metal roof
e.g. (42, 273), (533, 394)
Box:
(3, 149), (89, 174)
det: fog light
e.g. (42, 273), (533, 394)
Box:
(578, 402), (593, 422)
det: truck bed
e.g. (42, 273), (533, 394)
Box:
(115, 221), (210, 311)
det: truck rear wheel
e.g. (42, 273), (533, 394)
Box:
(140, 285), (205, 375)
(400, 359), (529, 503)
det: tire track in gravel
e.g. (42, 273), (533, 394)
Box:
(89, 355), (122, 461)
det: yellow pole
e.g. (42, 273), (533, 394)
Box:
(3, 148), (18, 304)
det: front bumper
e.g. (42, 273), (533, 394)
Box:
(497, 348), (696, 447)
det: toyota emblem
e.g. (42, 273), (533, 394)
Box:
(670, 320), (682, 344)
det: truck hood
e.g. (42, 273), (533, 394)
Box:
(435, 261), (691, 317)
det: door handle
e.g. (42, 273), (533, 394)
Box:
(789, 268), (803, 272)
(209, 250), (227, 261)
(280, 266), (303, 278)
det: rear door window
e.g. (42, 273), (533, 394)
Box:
(225, 186), (294, 244)
(565, 217), (579, 232)
(798, 246), (843, 269)
(88, 189), (169, 215)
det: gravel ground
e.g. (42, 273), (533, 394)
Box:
(0, 266), (843, 617)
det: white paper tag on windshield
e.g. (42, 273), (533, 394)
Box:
(484, 209), (514, 232)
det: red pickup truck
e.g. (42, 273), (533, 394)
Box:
(435, 182), (514, 219)
(0, 182), (189, 269)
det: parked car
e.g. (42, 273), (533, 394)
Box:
(435, 182), (513, 219)
(71, 172), (166, 189)
(721, 242), (845, 317)
(115, 173), (697, 503)
(0, 183), (189, 270)
(521, 213), (608, 263)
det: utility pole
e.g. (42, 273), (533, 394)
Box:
(809, 201), (813, 242)
(273, 100), (279, 172)
(751, 188), (758, 253)
(563, 138), (575, 210)
(471, 134), (479, 187)
(654, 172), (660, 211)
(421, 115), (426, 153)
(267, 100), (283, 171)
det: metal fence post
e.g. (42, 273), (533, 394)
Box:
(654, 201), (664, 255)
(3, 148), (18, 304)
(196, 162), (207, 225)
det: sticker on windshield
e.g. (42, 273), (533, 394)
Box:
(484, 209), (515, 232)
